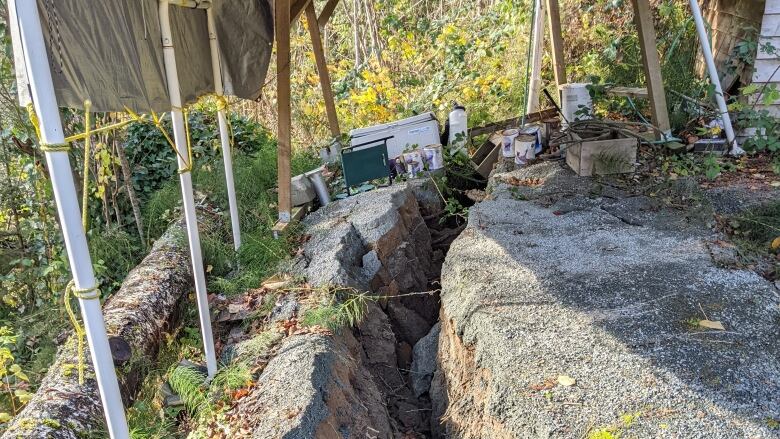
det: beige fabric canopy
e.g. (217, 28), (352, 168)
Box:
(12, 0), (273, 112)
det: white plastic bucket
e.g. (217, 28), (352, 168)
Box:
(560, 83), (592, 127)
(403, 150), (425, 177)
(514, 135), (535, 167)
(502, 128), (519, 158)
(423, 144), (444, 170)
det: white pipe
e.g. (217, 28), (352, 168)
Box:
(207, 9), (242, 251)
(527, 0), (545, 114)
(12, 1), (130, 437)
(159, 0), (218, 378)
(689, 0), (744, 155)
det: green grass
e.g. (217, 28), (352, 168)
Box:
(301, 291), (371, 332)
(167, 364), (210, 417)
(234, 330), (283, 364)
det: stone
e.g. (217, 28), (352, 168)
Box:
(386, 300), (432, 346)
(269, 293), (299, 322)
(410, 322), (440, 397)
(396, 342), (413, 370)
(291, 173), (316, 206)
(435, 161), (780, 438)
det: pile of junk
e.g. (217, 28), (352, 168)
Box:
(290, 82), (661, 211)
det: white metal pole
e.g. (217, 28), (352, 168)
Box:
(527, 0), (545, 114)
(159, 0), (218, 378)
(12, 1), (130, 437)
(688, 0), (745, 155)
(207, 9), (242, 251)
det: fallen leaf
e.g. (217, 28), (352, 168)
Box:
(206, 264), (213, 273)
(557, 375), (576, 387)
(227, 304), (243, 314)
(772, 237), (780, 250)
(698, 319), (726, 330)
(261, 274), (291, 290)
(771, 181), (780, 187)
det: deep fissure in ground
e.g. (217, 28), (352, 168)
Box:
(351, 182), (476, 437)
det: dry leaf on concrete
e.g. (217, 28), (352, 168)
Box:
(698, 320), (726, 330)
(557, 375), (576, 387)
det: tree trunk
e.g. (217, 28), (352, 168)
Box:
(1, 219), (194, 439)
(115, 139), (146, 249)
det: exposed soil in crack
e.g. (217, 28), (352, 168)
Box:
(353, 185), (479, 438)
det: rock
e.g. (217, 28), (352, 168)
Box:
(225, 334), (393, 438)
(410, 322), (440, 397)
(435, 161), (780, 438)
(396, 342), (413, 370)
(269, 293), (299, 322)
(386, 300), (431, 346)
(291, 173), (316, 206)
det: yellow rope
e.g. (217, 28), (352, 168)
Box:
(26, 103), (41, 139)
(63, 280), (100, 386)
(213, 94), (236, 155)
(81, 101), (92, 229)
(180, 108), (194, 174)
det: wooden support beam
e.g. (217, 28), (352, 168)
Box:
(291, 0), (312, 23)
(607, 86), (649, 99)
(276, 0), (292, 223)
(318, 0), (340, 28)
(545, 0), (567, 88)
(631, 0), (671, 138)
(305, 2), (340, 138)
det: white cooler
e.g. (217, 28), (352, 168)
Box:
(349, 112), (441, 159)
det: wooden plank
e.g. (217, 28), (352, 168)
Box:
(272, 204), (311, 238)
(291, 0), (312, 23)
(545, 0), (566, 87)
(631, 0), (671, 138)
(566, 136), (638, 177)
(753, 58), (780, 82)
(607, 86), (649, 99)
(766, 0), (780, 14)
(469, 108), (558, 138)
(276, 0), (292, 223)
(306, 2), (341, 138)
(318, 0), (340, 28)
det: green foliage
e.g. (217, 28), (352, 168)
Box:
(88, 226), (141, 291)
(301, 290), (371, 332)
(167, 364), (209, 417)
(233, 330), (283, 364)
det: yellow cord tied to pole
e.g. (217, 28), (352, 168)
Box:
(81, 101), (92, 229)
(213, 94), (236, 154)
(64, 280), (100, 386)
(27, 103), (71, 152)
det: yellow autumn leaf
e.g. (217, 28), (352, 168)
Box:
(771, 236), (780, 250)
(0, 413), (11, 423)
(557, 375), (576, 387)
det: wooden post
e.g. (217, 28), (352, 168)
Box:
(306, 2), (340, 138)
(545, 0), (566, 87)
(276, 0), (292, 223)
(318, 0), (340, 28)
(631, 0), (671, 138)
(527, 0), (546, 114)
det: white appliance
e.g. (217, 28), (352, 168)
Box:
(349, 112), (441, 159)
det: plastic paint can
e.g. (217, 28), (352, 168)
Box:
(514, 134), (535, 167)
(502, 128), (519, 158)
(422, 144), (444, 170)
(403, 150), (425, 177)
